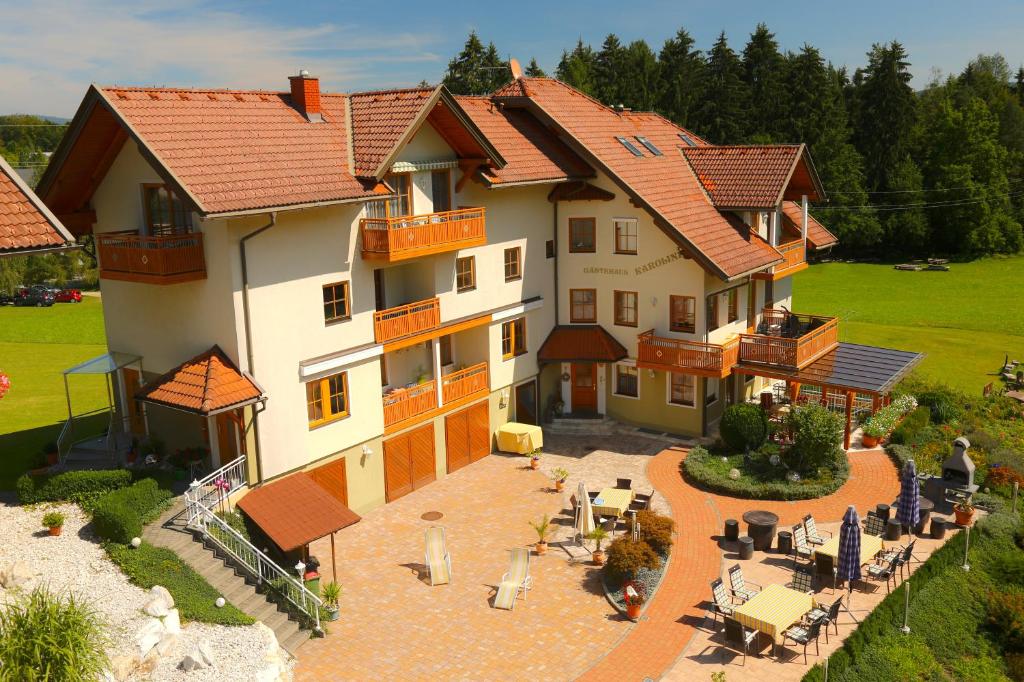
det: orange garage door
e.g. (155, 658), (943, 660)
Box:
(445, 401), (491, 474)
(383, 423), (436, 502)
(309, 457), (349, 506)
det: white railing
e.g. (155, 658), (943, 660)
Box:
(184, 455), (322, 632)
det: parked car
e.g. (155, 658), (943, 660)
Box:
(54, 288), (82, 303)
(13, 287), (55, 307)
(0, 291), (13, 306)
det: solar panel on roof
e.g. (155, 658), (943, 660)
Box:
(616, 136), (644, 157)
(678, 133), (697, 147)
(635, 136), (662, 156)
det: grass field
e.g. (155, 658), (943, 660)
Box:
(0, 297), (108, 488)
(793, 256), (1024, 393)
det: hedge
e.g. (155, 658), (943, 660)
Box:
(105, 542), (254, 626)
(888, 406), (931, 445)
(16, 469), (132, 505)
(92, 479), (173, 544)
(682, 445), (849, 501)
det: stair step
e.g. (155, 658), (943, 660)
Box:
(279, 626), (310, 655)
(263, 609), (290, 632)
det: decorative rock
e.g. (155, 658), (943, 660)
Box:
(769, 454), (781, 466)
(786, 471), (801, 482)
(143, 597), (169, 618)
(149, 585), (175, 609)
(135, 619), (163, 658)
(728, 468), (741, 480)
(179, 650), (207, 672)
(154, 632), (179, 657)
(107, 653), (138, 682)
(163, 608), (181, 635)
(215, 596), (226, 608)
(0, 560), (33, 589)
(198, 639), (217, 667)
(130, 537), (142, 548)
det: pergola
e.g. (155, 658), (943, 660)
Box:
(733, 342), (924, 449)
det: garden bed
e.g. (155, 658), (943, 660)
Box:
(603, 554), (668, 612)
(683, 445), (849, 500)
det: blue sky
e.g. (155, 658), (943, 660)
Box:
(2, 0), (1022, 117)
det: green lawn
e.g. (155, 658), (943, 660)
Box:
(0, 297), (108, 488)
(793, 256), (1024, 393)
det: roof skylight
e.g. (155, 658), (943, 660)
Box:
(678, 133), (697, 147)
(616, 136), (643, 157)
(635, 136), (662, 156)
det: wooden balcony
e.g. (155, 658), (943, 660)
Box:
(360, 208), (486, 262)
(441, 362), (488, 404)
(738, 309), (838, 370)
(373, 298), (441, 344)
(755, 240), (807, 281)
(96, 230), (206, 284)
(383, 381), (437, 428)
(636, 330), (739, 379)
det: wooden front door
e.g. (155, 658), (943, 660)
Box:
(121, 367), (145, 434)
(383, 423), (436, 502)
(571, 363), (597, 413)
(515, 380), (538, 425)
(445, 401), (490, 474)
(215, 411), (239, 468)
(310, 457), (349, 506)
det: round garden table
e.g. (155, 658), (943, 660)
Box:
(742, 510), (779, 551)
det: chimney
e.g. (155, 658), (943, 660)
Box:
(289, 70), (323, 122)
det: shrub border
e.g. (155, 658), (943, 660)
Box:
(681, 450), (850, 501)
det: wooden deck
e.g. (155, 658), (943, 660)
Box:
(738, 310), (838, 369)
(636, 330), (739, 379)
(360, 208), (486, 262)
(97, 230), (206, 284)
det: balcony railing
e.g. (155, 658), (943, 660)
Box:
(360, 208), (486, 262)
(96, 230), (206, 284)
(636, 330), (739, 378)
(441, 362), (488, 404)
(373, 297), (441, 344)
(739, 309), (839, 369)
(774, 240), (807, 276)
(383, 381), (437, 428)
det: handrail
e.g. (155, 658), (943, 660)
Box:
(361, 207), (485, 231)
(739, 311), (839, 368)
(361, 208), (486, 258)
(383, 381), (437, 427)
(636, 330), (738, 373)
(441, 362), (488, 403)
(373, 297), (441, 343)
(184, 455), (248, 525)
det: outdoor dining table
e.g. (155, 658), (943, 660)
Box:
(495, 422), (543, 454)
(733, 583), (816, 656)
(591, 487), (635, 518)
(812, 533), (884, 577)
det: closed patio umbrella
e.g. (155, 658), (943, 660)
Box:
(837, 505), (862, 619)
(897, 459), (920, 535)
(576, 481), (595, 542)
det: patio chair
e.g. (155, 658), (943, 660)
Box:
(616, 478), (632, 490)
(424, 526), (451, 586)
(792, 524), (814, 567)
(630, 489), (654, 512)
(893, 541), (920, 580)
(803, 515), (832, 546)
(728, 564), (761, 603)
(787, 565), (815, 594)
(865, 555), (900, 594)
(782, 617), (823, 664)
(805, 596), (844, 643)
(492, 548), (533, 610)
(863, 513), (886, 537)
(722, 616), (759, 665)
(709, 578), (735, 625)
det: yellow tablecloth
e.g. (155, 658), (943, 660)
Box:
(496, 422), (543, 455)
(813, 533), (883, 566)
(733, 584), (815, 644)
(591, 487), (634, 518)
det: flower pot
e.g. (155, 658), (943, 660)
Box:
(325, 605), (340, 622)
(46, 452), (59, 466)
(592, 550), (605, 566)
(861, 434), (880, 448)
(48, 525), (62, 537)
(555, 480), (564, 492)
(954, 508), (975, 526)
(627, 602), (642, 620)
(530, 458), (539, 470)
(535, 541), (547, 555)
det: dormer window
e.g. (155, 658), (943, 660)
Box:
(142, 184), (189, 235)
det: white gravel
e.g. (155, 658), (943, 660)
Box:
(0, 501), (294, 681)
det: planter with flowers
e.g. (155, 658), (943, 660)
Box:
(42, 511), (66, 536)
(550, 467), (569, 492)
(954, 497), (975, 526)
(530, 449), (541, 470)
(624, 581), (646, 620)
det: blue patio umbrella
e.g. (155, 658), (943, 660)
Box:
(897, 459), (921, 533)
(837, 505), (862, 584)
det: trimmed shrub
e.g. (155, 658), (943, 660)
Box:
(604, 537), (659, 581)
(888, 406), (931, 445)
(683, 444), (849, 501)
(917, 387), (963, 424)
(636, 510), (674, 555)
(15, 469), (132, 505)
(92, 479), (172, 544)
(719, 403), (769, 453)
(787, 404), (845, 473)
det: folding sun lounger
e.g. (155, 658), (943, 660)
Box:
(424, 526), (452, 586)
(493, 547), (532, 610)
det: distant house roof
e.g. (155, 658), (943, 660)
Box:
(538, 325), (628, 363)
(0, 154), (74, 256)
(680, 145), (824, 209)
(135, 345), (263, 416)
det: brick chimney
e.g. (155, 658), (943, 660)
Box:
(289, 70), (322, 122)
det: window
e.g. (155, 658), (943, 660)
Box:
(707, 296), (720, 332)
(142, 184), (190, 234)
(614, 290), (638, 327)
(546, 240), (555, 258)
(504, 247), (522, 281)
(366, 172), (412, 219)
(569, 218), (596, 253)
(727, 289), (739, 323)
(570, 289), (597, 323)
(616, 136), (643, 156)
(322, 281), (351, 323)
(706, 378), (719, 405)
(613, 219), (637, 254)
(669, 295), (696, 333)
(678, 132), (697, 147)
(615, 364), (638, 398)
(306, 371), (349, 427)
(501, 317), (527, 359)
(635, 136), (662, 156)
(431, 170), (451, 212)
(669, 373), (695, 407)
(439, 335), (453, 366)
(456, 256), (476, 292)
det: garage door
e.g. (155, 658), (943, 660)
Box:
(309, 457), (348, 506)
(445, 401), (491, 474)
(383, 424), (436, 503)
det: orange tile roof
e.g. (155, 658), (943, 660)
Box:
(350, 87), (436, 177)
(456, 97), (593, 185)
(0, 155), (73, 254)
(538, 325), (628, 363)
(680, 145), (805, 208)
(492, 78), (784, 279)
(135, 346), (263, 415)
(237, 472), (360, 551)
(781, 201), (837, 249)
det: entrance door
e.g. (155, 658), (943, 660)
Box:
(514, 380), (538, 425)
(310, 457), (349, 506)
(444, 401), (490, 474)
(121, 367), (145, 434)
(383, 423), (436, 502)
(215, 411), (239, 468)
(571, 363), (597, 414)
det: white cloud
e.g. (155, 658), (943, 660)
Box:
(0, 0), (444, 116)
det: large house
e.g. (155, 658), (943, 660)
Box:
(38, 69), (920, 519)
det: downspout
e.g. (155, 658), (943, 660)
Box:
(239, 211), (278, 484)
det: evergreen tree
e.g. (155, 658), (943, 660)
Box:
(1016, 67), (1024, 104)
(741, 23), (785, 139)
(594, 34), (628, 106)
(443, 32), (496, 95)
(657, 28), (705, 129)
(694, 32), (750, 143)
(880, 156), (930, 255)
(779, 44), (831, 147)
(524, 58), (547, 78)
(481, 42), (509, 92)
(556, 40), (598, 96)
(619, 40), (662, 111)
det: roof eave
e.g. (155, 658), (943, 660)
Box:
(0, 153), (75, 246)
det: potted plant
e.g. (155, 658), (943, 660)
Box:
(529, 514), (553, 555)
(321, 581), (341, 622)
(624, 581), (645, 620)
(530, 449), (541, 470)
(587, 526), (609, 566)
(861, 421), (886, 448)
(42, 511), (66, 536)
(954, 497), (976, 526)
(42, 440), (59, 466)
(550, 467), (569, 492)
